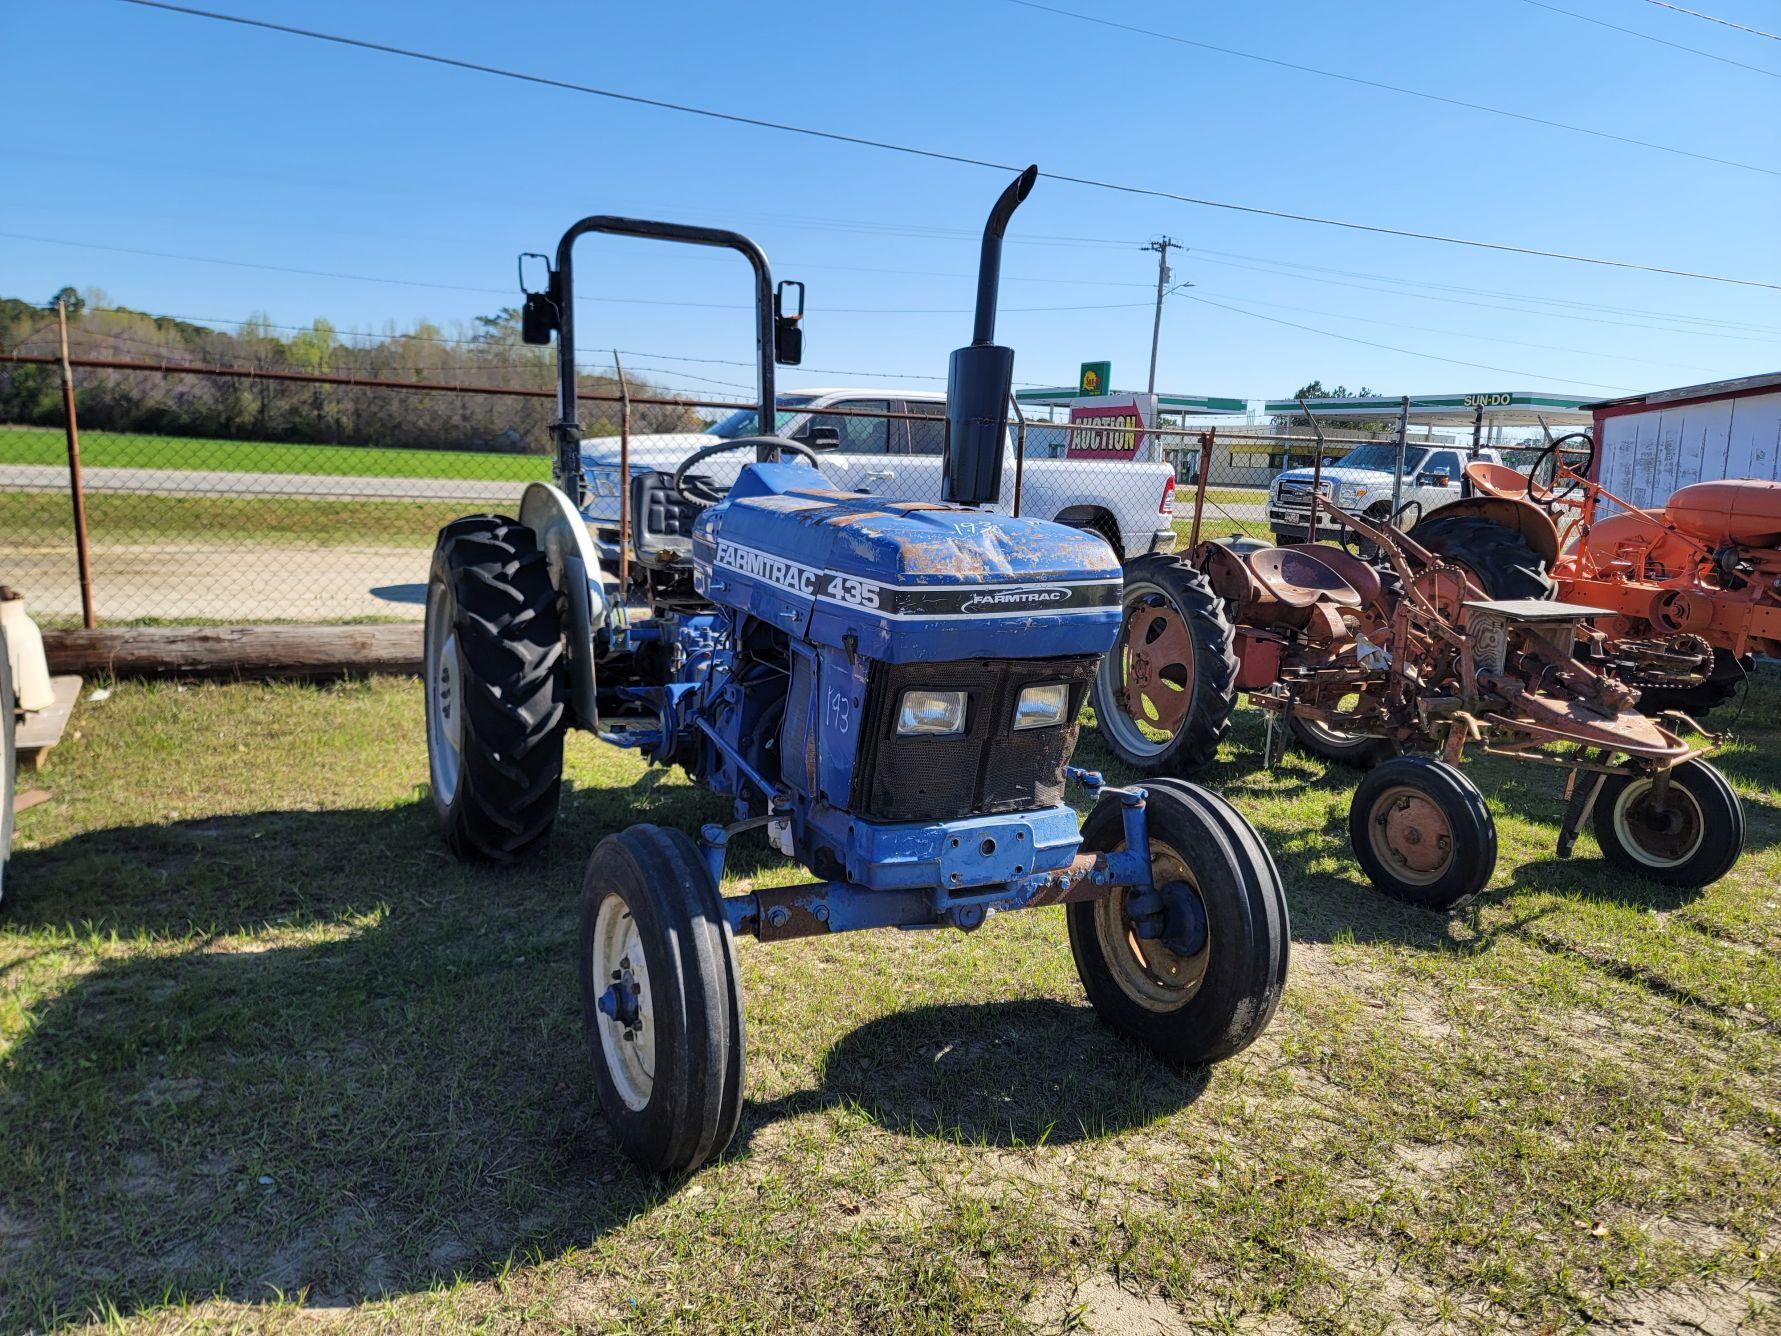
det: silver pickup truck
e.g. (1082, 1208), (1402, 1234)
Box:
(1267, 442), (1505, 543)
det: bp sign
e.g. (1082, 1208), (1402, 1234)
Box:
(1078, 361), (1111, 396)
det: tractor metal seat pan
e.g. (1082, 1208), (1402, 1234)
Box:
(1463, 598), (1615, 622)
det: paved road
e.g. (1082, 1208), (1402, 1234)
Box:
(0, 463), (530, 503)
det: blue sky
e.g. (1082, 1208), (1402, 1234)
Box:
(3, 0), (1777, 404)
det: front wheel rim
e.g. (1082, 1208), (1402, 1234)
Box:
(1098, 581), (1198, 760)
(1611, 778), (1705, 868)
(1367, 784), (1455, 886)
(1095, 841), (1210, 1012)
(424, 583), (462, 806)
(592, 894), (656, 1111)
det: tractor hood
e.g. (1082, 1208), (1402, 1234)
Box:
(692, 462), (1121, 663)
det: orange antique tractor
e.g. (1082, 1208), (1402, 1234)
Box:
(1464, 431), (1778, 715)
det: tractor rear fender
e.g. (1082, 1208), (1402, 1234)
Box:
(1419, 496), (1560, 571)
(518, 482), (608, 729)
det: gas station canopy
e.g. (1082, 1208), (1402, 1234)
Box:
(1260, 390), (1592, 427)
(1015, 387), (1249, 414)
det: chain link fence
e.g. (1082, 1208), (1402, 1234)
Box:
(0, 354), (1541, 628)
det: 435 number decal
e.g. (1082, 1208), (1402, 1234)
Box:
(822, 574), (881, 609)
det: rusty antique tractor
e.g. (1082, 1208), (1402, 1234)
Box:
(1092, 431), (1744, 910)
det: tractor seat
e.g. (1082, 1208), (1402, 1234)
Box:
(1465, 460), (1545, 501)
(1244, 546), (1362, 609)
(629, 470), (704, 567)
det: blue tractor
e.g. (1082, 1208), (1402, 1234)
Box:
(423, 168), (1290, 1174)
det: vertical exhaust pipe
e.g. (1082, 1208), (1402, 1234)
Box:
(944, 164), (1038, 507)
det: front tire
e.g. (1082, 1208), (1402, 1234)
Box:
(425, 515), (567, 862)
(1069, 780), (1289, 1067)
(1349, 755), (1497, 910)
(1091, 555), (1238, 776)
(1592, 760), (1743, 888)
(578, 825), (745, 1176)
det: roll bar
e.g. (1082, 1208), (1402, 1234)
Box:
(519, 216), (802, 503)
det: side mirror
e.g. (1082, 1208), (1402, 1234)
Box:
(806, 424), (841, 450)
(520, 291), (558, 346)
(518, 252), (559, 346)
(1419, 470), (1451, 487)
(774, 280), (805, 366)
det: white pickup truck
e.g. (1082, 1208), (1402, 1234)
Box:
(578, 388), (1178, 567)
(1266, 442), (1508, 543)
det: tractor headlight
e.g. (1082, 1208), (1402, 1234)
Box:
(1012, 682), (1069, 731)
(897, 689), (967, 736)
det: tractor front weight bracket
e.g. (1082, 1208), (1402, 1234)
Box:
(721, 799), (1155, 946)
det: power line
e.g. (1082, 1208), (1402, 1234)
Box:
(1002, 0), (1781, 176)
(1637, 0), (1781, 40)
(1187, 252), (1781, 343)
(1509, 0), (1781, 77)
(1181, 294), (1635, 392)
(1185, 288), (1719, 372)
(0, 230), (1154, 316)
(112, 0), (1781, 291)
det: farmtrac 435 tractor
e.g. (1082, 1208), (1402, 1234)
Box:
(423, 169), (1289, 1175)
(1464, 431), (1778, 716)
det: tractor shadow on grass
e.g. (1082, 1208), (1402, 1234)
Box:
(736, 999), (1211, 1154)
(0, 800), (699, 1327)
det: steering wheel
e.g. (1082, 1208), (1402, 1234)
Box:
(670, 437), (824, 507)
(1392, 498), (1424, 530)
(1526, 432), (1594, 508)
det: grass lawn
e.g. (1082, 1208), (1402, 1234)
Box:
(1, 676), (1778, 1332)
(0, 488), (473, 550)
(0, 424), (550, 483)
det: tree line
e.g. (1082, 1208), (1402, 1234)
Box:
(0, 289), (703, 453)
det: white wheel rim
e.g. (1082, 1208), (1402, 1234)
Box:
(592, 894), (656, 1111)
(1611, 777), (1705, 869)
(424, 582), (462, 806)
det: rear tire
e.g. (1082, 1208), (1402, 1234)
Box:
(1092, 555), (1238, 776)
(1286, 712), (1396, 768)
(1407, 512), (1553, 601)
(578, 825), (745, 1175)
(0, 628), (14, 912)
(1349, 755), (1497, 911)
(1634, 650), (1750, 720)
(425, 515), (567, 862)
(1592, 760), (1743, 888)
(1069, 781), (1289, 1067)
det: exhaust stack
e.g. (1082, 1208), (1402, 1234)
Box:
(943, 164), (1038, 507)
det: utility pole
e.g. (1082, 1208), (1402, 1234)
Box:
(1143, 236), (1181, 394)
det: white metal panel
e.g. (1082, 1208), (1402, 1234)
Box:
(1596, 390), (1781, 514)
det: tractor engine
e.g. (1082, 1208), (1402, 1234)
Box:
(686, 462), (1123, 890)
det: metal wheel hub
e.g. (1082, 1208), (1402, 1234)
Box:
(1371, 786), (1454, 883)
(1096, 844), (1212, 1012)
(1100, 580), (1204, 760)
(592, 895), (656, 1111)
(1615, 779), (1705, 867)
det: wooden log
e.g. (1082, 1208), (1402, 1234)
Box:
(42, 625), (424, 679)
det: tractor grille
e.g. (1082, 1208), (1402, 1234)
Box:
(849, 655), (1099, 823)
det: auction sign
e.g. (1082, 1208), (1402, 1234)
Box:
(1067, 392), (1158, 461)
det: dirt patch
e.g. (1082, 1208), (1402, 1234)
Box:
(1022, 1272), (1194, 1335)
